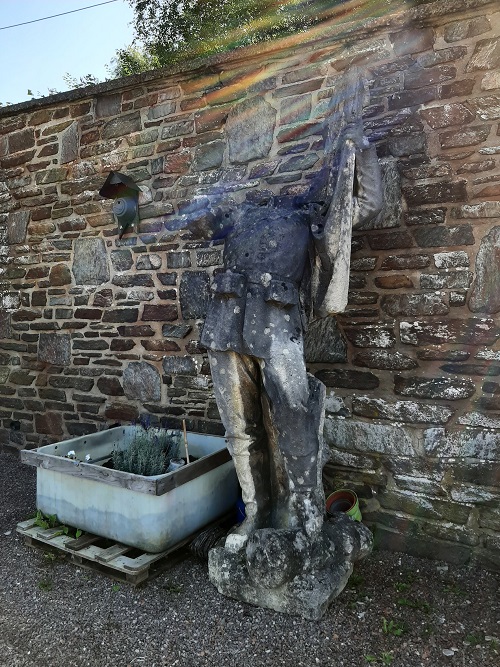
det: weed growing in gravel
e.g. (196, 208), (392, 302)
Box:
(111, 584), (121, 592)
(38, 578), (53, 592)
(43, 552), (58, 564)
(394, 582), (411, 593)
(443, 583), (466, 596)
(365, 652), (393, 665)
(489, 638), (499, 653)
(397, 597), (432, 613)
(163, 581), (183, 593)
(348, 572), (365, 589)
(465, 632), (484, 646)
(381, 617), (406, 637)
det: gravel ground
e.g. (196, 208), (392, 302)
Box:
(0, 451), (498, 667)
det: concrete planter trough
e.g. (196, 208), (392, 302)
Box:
(21, 426), (238, 553)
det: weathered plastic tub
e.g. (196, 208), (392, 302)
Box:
(21, 426), (238, 553)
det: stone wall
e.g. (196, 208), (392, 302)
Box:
(1, 0), (499, 569)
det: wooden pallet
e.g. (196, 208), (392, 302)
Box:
(16, 519), (191, 586)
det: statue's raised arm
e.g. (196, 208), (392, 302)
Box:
(311, 67), (383, 318)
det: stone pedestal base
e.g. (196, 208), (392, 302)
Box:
(208, 514), (373, 620)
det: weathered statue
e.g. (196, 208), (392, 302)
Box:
(168, 69), (381, 618)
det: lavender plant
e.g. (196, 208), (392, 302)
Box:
(113, 428), (181, 476)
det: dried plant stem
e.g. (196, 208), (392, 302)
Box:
(182, 419), (190, 464)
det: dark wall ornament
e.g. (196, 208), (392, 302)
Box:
(99, 171), (141, 239)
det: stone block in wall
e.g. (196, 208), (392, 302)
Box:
(352, 396), (454, 425)
(372, 526), (472, 566)
(420, 272), (472, 290)
(136, 254), (162, 271)
(102, 112), (141, 140)
(403, 181), (467, 208)
(61, 122), (79, 164)
(379, 489), (470, 524)
(479, 507), (500, 531)
(279, 94), (312, 126)
(394, 375), (475, 400)
(8, 128), (35, 154)
(353, 350), (418, 371)
(103, 308), (138, 323)
(35, 412), (63, 436)
(374, 275), (413, 289)
(469, 226), (500, 314)
(442, 362), (500, 376)
(38, 333), (71, 366)
(111, 249), (134, 272)
(412, 224), (474, 248)
(381, 293), (449, 317)
(123, 361), (161, 402)
(401, 317), (500, 347)
(142, 339), (181, 352)
(142, 305), (177, 321)
(226, 97), (276, 164)
(419, 103), (475, 129)
(97, 376), (124, 396)
(304, 317), (347, 363)
(49, 264), (72, 287)
(343, 324), (396, 348)
(324, 417), (420, 456)
(162, 356), (197, 376)
(380, 253), (430, 270)
(96, 93), (122, 117)
(104, 402), (139, 422)
(444, 16), (491, 43)
(193, 140), (225, 171)
(405, 65), (456, 90)
(72, 238), (110, 285)
(315, 369), (379, 390)
(0, 312), (11, 339)
(439, 125), (491, 149)
(466, 37), (500, 72)
(424, 427), (500, 460)
(7, 210), (29, 244)
(366, 231), (413, 250)
(389, 27), (434, 56)
(179, 272), (210, 320)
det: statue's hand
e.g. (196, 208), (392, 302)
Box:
(341, 122), (369, 151)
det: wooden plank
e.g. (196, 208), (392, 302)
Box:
(65, 534), (101, 551)
(95, 544), (131, 563)
(35, 527), (68, 540)
(118, 551), (166, 572)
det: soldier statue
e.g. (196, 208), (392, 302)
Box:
(168, 80), (382, 553)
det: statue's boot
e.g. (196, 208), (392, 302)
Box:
(225, 452), (270, 552)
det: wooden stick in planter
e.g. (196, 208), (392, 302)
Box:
(182, 420), (190, 464)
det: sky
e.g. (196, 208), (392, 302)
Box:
(0, 0), (136, 106)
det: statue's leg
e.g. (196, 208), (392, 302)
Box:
(259, 345), (324, 537)
(208, 350), (271, 543)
